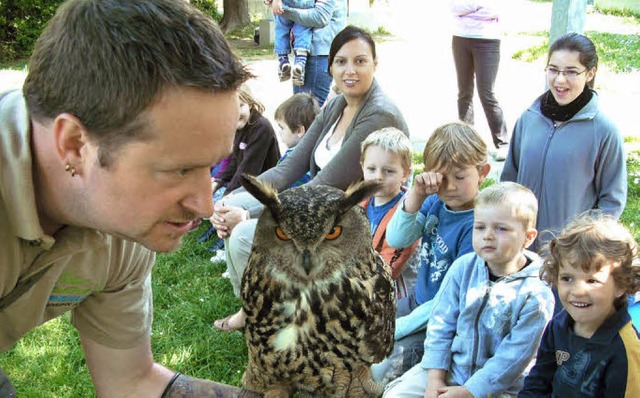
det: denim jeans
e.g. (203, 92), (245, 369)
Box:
(293, 55), (332, 106)
(452, 35), (509, 148)
(274, 15), (312, 54)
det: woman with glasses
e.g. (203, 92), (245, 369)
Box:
(501, 33), (626, 252)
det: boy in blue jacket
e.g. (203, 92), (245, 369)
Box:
(520, 212), (640, 397)
(384, 182), (555, 397)
(372, 122), (491, 384)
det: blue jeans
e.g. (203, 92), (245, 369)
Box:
(293, 55), (332, 106)
(274, 15), (312, 54)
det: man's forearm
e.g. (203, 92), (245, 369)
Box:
(163, 374), (261, 398)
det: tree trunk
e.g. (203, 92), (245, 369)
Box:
(220, 0), (251, 33)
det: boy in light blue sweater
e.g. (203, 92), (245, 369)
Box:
(372, 122), (491, 384)
(384, 182), (555, 397)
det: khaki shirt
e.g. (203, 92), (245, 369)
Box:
(0, 90), (155, 351)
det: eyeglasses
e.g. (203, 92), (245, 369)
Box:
(545, 67), (587, 79)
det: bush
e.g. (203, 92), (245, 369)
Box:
(0, 0), (64, 61)
(0, 0), (221, 62)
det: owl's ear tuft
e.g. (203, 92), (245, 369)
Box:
(339, 180), (382, 214)
(240, 174), (281, 217)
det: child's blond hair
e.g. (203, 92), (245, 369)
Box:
(423, 121), (487, 171)
(360, 127), (412, 171)
(476, 182), (538, 230)
(541, 211), (640, 308)
(238, 83), (264, 117)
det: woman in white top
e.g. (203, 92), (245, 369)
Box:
(211, 25), (408, 331)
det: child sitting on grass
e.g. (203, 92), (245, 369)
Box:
(384, 181), (555, 397)
(520, 211), (640, 397)
(273, 92), (320, 187)
(359, 127), (420, 314)
(372, 121), (491, 384)
(211, 84), (281, 201)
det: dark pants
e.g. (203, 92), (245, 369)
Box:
(452, 35), (509, 149)
(293, 55), (332, 107)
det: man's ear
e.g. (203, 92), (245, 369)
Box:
(477, 163), (491, 185)
(523, 228), (538, 249)
(52, 113), (91, 173)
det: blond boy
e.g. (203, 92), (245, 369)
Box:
(384, 182), (555, 397)
(359, 127), (420, 314)
(521, 212), (640, 397)
(372, 122), (491, 384)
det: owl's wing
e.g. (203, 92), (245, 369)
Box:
(353, 251), (396, 364)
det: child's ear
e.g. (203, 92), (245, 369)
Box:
(402, 167), (412, 183)
(294, 125), (306, 137)
(523, 228), (538, 249)
(477, 163), (491, 185)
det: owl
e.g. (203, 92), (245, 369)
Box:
(239, 174), (396, 398)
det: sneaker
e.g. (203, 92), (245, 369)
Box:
(292, 63), (305, 86)
(210, 250), (226, 263)
(492, 146), (509, 162)
(221, 270), (230, 279)
(278, 62), (291, 82)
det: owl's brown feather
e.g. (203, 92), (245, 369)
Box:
(239, 180), (395, 397)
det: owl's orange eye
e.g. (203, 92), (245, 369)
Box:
(275, 227), (290, 241)
(325, 226), (342, 240)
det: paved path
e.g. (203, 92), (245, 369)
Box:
(244, 0), (640, 179)
(2, 0), (638, 178)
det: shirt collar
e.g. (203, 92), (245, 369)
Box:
(1, 89), (53, 248)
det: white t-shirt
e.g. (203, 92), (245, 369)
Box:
(314, 118), (343, 170)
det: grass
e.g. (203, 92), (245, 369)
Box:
(2, 222), (247, 396)
(3, 145), (640, 394)
(595, 5), (640, 21)
(511, 31), (640, 73)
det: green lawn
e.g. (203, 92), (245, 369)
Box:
(4, 149), (640, 396)
(3, 222), (246, 397)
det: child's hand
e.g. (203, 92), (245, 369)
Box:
(424, 369), (447, 398)
(404, 171), (442, 213)
(435, 386), (473, 398)
(414, 171), (443, 196)
(272, 0), (284, 14)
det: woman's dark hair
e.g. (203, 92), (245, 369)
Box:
(548, 32), (598, 89)
(327, 25), (376, 74)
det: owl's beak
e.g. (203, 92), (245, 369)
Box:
(302, 249), (312, 275)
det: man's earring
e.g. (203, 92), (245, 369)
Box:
(65, 164), (76, 177)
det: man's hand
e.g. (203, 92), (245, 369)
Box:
(163, 374), (261, 397)
(404, 171), (442, 213)
(210, 202), (248, 239)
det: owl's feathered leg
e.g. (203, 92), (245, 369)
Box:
(345, 365), (382, 398)
(263, 385), (293, 398)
